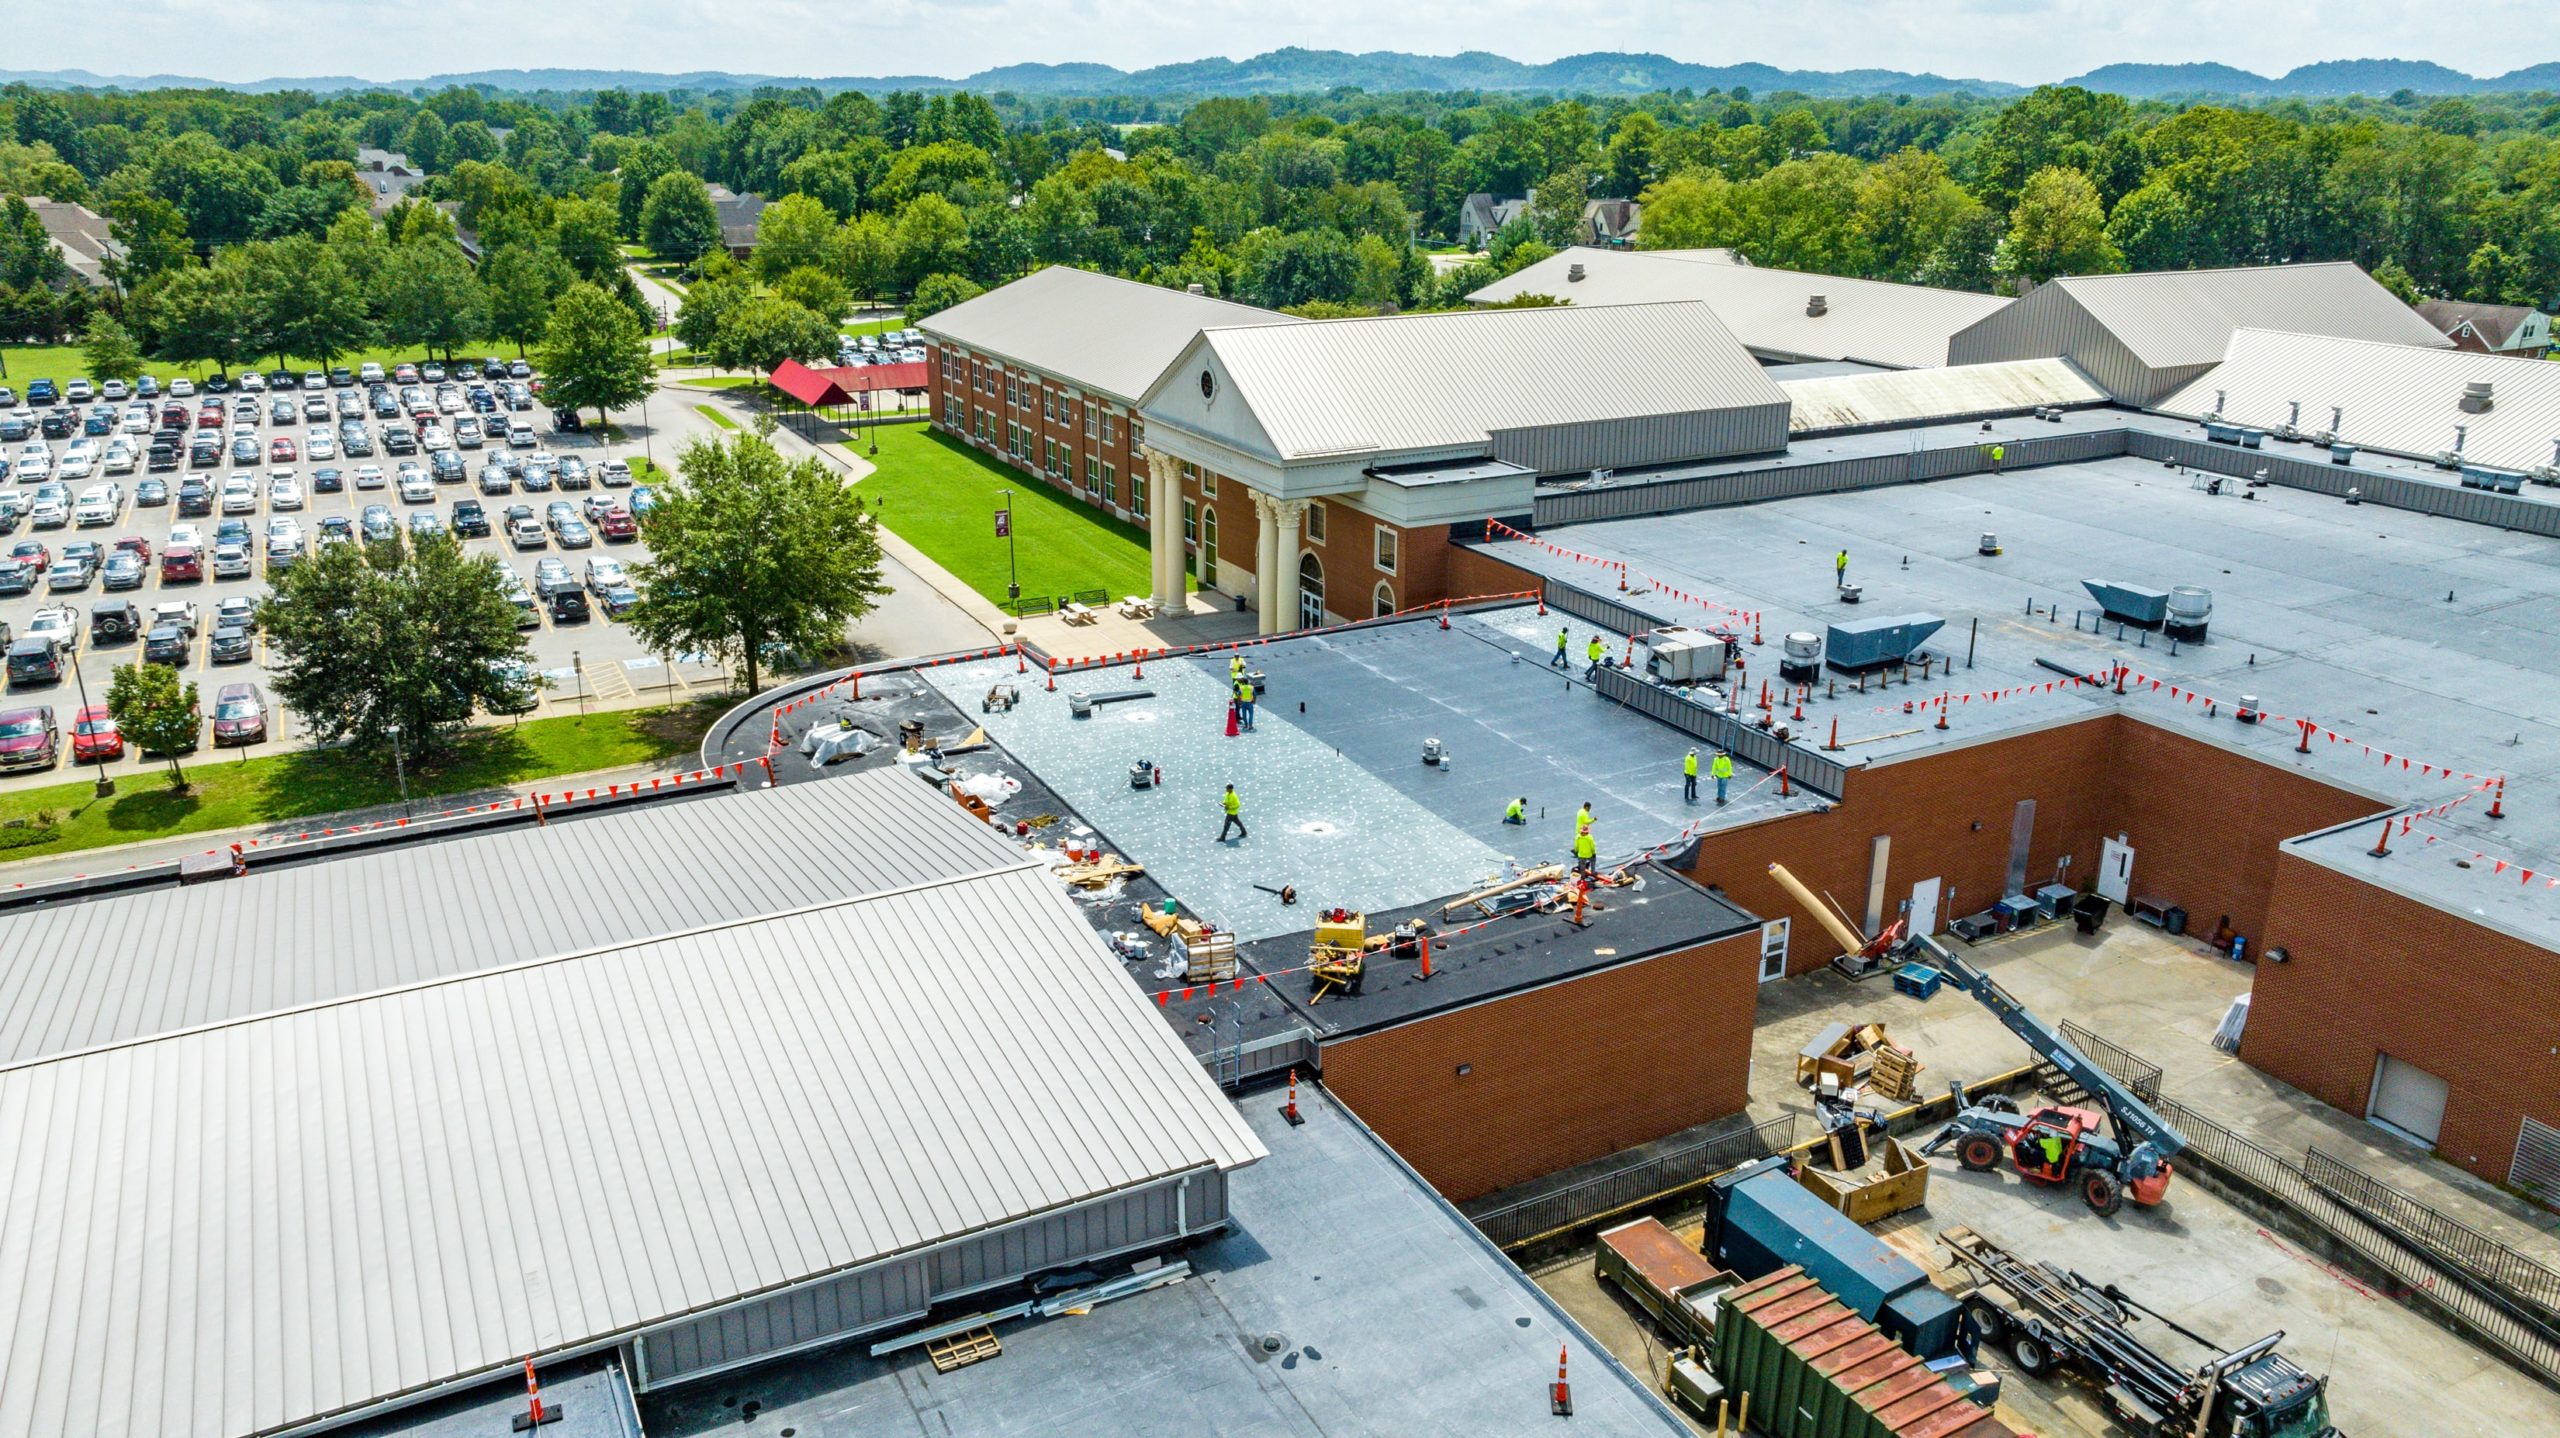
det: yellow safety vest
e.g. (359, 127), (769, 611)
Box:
(1587, 639), (1605, 662)
(1576, 809), (1593, 835)
(1506, 800), (1526, 821)
(1555, 629), (1568, 650)
(1574, 832), (1596, 859)
(1711, 754), (1735, 780)
(1683, 753), (1698, 777)
(1223, 790), (1240, 815)
(1237, 681), (1254, 703)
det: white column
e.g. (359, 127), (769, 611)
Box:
(1251, 492), (1282, 636)
(1269, 499), (1308, 633)
(1145, 448), (1184, 615)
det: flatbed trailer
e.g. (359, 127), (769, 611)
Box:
(1595, 1217), (1742, 1351)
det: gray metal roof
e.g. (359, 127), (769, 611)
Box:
(1782, 357), (2107, 433)
(0, 769), (1029, 1064)
(0, 863), (1266, 1438)
(2156, 327), (2560, 474)
(1159, 301), (1786, 462)
(1467, 246), (2010, 369)
(919, 266), (1295, 405)
(2027, 263), (2450, 371)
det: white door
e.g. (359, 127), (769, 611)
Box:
(1909, 878), (1943, 937)
(2368, 1055), (2449, 1147)
(1758, 919), (1789, 983)
(2097, 836), (2135, 905)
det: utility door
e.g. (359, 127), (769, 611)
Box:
(2368, 1054), (2450, 1147)
(1758, 919), (1789, 983)
(1908, 878), (1943, 937)
(2096, 835), (2135, 905)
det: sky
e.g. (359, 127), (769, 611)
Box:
(6, 0), (2555, 87)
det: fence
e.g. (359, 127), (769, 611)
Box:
(2304, 1148), (2560, 1321)
(1594, 664), (1853, 799)
(1533, 428), (2129, 526)
(1200, 1026), (1318, 1093)
(2058, 1019), (2163, 1102)
(1539, 575), (1661, 640)
(1467, 1114), (1798, 1251)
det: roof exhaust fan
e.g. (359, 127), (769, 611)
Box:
(1806, 293), (1828, 317)
(2460, 380), (2495, 413)
(1567, 263), (1587, 283)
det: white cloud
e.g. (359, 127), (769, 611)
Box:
(12, 0), (2554, 88)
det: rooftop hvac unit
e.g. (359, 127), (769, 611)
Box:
(2532, 439), (2560, 487)
(1824, 613), (1944, 672)
(1806, 293), (1828, 317)
(1642, 625), (1731, 683)
(2083, 579), (2172, 627)
(2459, 466), (2525, 495)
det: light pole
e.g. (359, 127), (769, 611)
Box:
(574, 650), (588, 720)
(387, 722), (410, 815)
(70, 658), (110, 798)
(997, 491), (1018, 605)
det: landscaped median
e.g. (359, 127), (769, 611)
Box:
(852, 423), (1182, 612)
(0, 703), (714, 865)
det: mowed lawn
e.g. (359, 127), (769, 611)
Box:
(2, 340), (531, 387)
(855, 424), (1177, 608)
(0, 704), (710, 865)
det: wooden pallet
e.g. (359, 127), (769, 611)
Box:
(926, 1326), (1002, 1373)
(1870, 1045), (1923, 1102)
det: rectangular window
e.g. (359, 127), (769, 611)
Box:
(1374, 524), (1398, 575)
(1085, 456), (1100, 494)
(1131, 418), (1145, 449)
(1199, 468), (1216, 498)
(1305, 501), (1326, 543)
(1101, 413), (1116, 445)
(1084, 407), (1097, 439)
(1180, 461), (1196, 482)
(1103, 463), (1117, 506)
(1183, 499), (1198, 545)
(1131, 470), (1147, 519)
(1044, 391), (1056, 423)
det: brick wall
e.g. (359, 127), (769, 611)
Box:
(1685, 714), (2375, 977)
(1319, 929), (1761, 1202)
(2249, 853), (2560, 1186)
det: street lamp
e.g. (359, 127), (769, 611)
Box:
(574, 650), (588, 720)
(70, 658), (110, 798)
(996, 491), (1019, 603)
(386, 722), (410, 815)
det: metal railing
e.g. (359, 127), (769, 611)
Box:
(1467, 1114), (1797, 1250)
(1595, 664), (1852, 799)
(2126, 432), (2560, 540)
(2058, 1020), (2163, 1102)
(2304, 1148), (2560, 1320)
(1539, 575), (1660, 640)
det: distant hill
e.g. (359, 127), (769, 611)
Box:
(3, 49), (2557, 100)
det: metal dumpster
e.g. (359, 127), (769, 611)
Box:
(1714, 1267), (2014, 1438)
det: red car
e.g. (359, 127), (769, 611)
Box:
(269, 437), (298, 462)
(161, 544), (202, 582)
(113, 535), (152, 563)
(0, 707), (57, 772)
(70, 705), (121, 762)
(195, 406), (223, 429)
(210, 683), (268, 746)
(597, 506), (637, 541)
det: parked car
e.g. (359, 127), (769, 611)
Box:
(210, 542), (252, 579)
(360, 505), (399, 544)
(312, 467), (343, 494)
(451, 499), (491, 537)
(508, 514), (546, 549)
(210, 683), (268, 744)
(91, 599), (141, 641)
(43, 557), (93, 592)
(597, 505), (638, 542)
(141, 622), (190, 665)
(599, 459), (633, 487)
(548, 587), (590, 622)
(135, 476), (169, 505)
(4, 639), (60, 687)
(268, 472), (304, 510)
(208, 622), (255, 664)
(70, 704), (121, 762)
(160, 543), (202, 582)
(100, 551), (145, 590)
(0, 705), (58, 767)
(582, 557), (628, 596)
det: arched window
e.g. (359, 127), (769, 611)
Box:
(1373, 581), (1397, 618)
(1297, 551), (1325, 629)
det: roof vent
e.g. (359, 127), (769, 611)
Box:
(2460, 379), (2494, 413)
(1806, 294), (1828, 317)
(1186, 283), (1205, 296)
(1566, 263), (1587, 282)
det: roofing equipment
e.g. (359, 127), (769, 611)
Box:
(2156, 327), (2560, 477)
(1825, 613), (1945, 672)
(0, 861), (1265, 1438)
(920, 265), (1296, 405)
(1469, 246), (2011, 371)
(0, 768), (1030, 1064)
(1948, 262), (2452, 405)
(1713, 1266), (2014, 1438)
(1699, 1156), (1964, 1362)
(1142, 301), (1789, 472)
(1782, 358), (2107, 434)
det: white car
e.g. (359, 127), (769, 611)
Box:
(358, 362), (384, 385)
(210, 542), (252, 579)
(73, 484), (120, 526)
(599, 459), (632, 487)
(267, 472), (304, 510)
(169, 378), (195, 398)
(29, 492), (69, 527)
(167, 523), (203, 549)
(418, 426), (452, 453)
(238, 372), (266, 393)
(304, 429), (336, 461)
(353, 464), (387, 490)
(102, 439), (137, 474)
(55, 445), (94, 480)
(10, 450), (49, 483)
(398, 470), (435, 503)
(26, 606), (78, 651)
(219, 474), (257, 514)
(119, 408), (152, 435)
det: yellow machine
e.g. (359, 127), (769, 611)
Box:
(1309, 911), (1367, 1002)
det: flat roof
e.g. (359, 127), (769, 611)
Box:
(0, 863), (1265, 1438)
(2157, 327), (2560, 475)
(0, 769), (1030, 1064)
(1482, 455), (2560, 940)
(919, 265), (1293, 405)
(1470, 246), (2012, 370)
(641, 1083), (1688, 1437)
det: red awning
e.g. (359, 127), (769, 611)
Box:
(769, 359), (848, 407)
(815, 361), (930, 396)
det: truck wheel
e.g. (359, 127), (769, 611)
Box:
(2010, 1322), (2057, 1378)
(2082, 1169), (2124, 1216)
(1958, 1133), (2003, 1172)
(1961, 1299), (2005, 1353)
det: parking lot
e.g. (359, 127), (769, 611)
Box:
(0, 362), (731, 786)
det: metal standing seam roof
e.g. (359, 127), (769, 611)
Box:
(0, 863), (1267, 1438)
(2032, 263), (2452, 371)
(1780, 357), (2107, 433)
(0, 769), (1032, 1065)
(1466, 246), (2011, 370)
(2156, 327), (2560, 474)
(918, 265), (1296, 405)
(1181, 301), (1788, 462)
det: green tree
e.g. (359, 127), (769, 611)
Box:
(534, 281), (654, 428)
(770, 266), (850, 323)
(889, 193), (970, 290)
(402, 110), (450, 173)
(106, 661), (200, 788)
(81, 313), (143, 385)
(549, 196), (621, 282)
(1524, 165), (1591, 248)
(623, 427), (889, 696)
(674, 269), (756, 355)
(614, 140), (680, 237)
(258, 538), (530, 762)
(641, 170), (723, 268)
(1998, 166), (2121, 285)
(248, 236), (373, 366)
(906, 272), (983, 322)
(102, 195), (193, 288)
(1855, 148), (1979, 283)
(0, 197), (64, 290)
(708, 293), (835, 376)
(752, 193), (841, 281)
(1635, 171), (1742, 251)
(376, 242), (488, 363)
(481, 242), (574, 355)
(136, 254), (256, 375)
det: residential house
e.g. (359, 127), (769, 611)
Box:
(1456, 192), (1527, 250)
(2414, 299), (2553, 359)
(1581, 198), (1641, 248)
(20, 198), (122, 289)
(706, 182), (771, 259)
(356, 147), (427, 217)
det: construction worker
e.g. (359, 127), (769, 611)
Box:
(1682, 748), (1700, 803)
(1551, 624), (1570, 668)
(1584, 633), (1607, 681)
(1503, 796), (1528, 825)
(1575, 802), (1593, 837)
(1218, 784), (1247, 842)
(1711, 749), (1735, 805)
(1991, 443), (2006, 474)
(2038, 1130), (2067, 1174)
(1572, 824), (1598, 878)
(1835, 549), (1850, 585)
(1235, 676), (1256, 731)
(1231, 653), (1245, 683)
